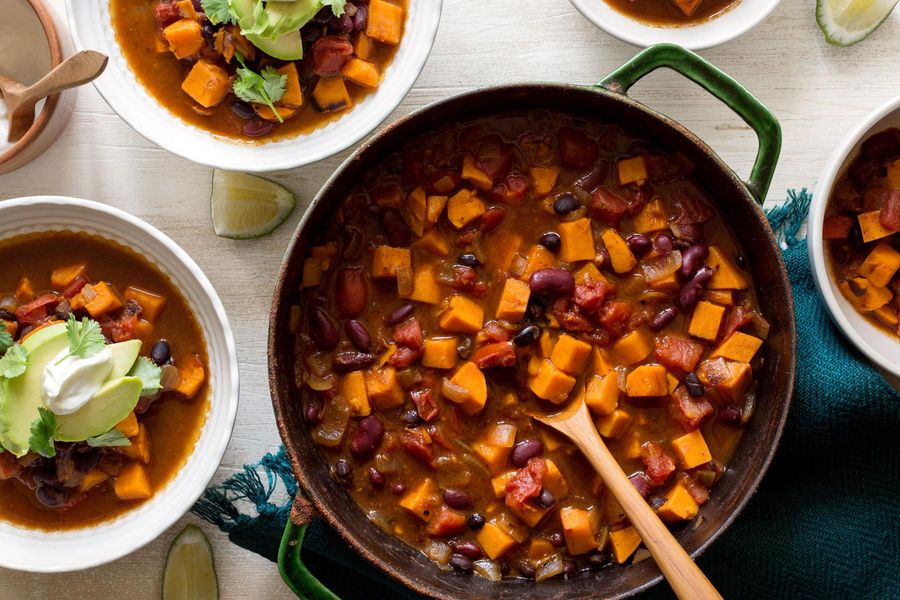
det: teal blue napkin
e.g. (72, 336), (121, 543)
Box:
(194, 190), (900, 599)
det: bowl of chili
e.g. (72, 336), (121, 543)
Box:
(810, 97), (900, 380)
(269, 44), (795, 598)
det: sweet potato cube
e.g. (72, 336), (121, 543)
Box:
(604, 492), (626, 523)
(656, 481), (700, 522)
(181, 60), (229, 107)
(164, 19), (203, 59)
(668, 385), (713, 431)
(399, 478), (436, 521)
(482, 230), (522, 274)
(591, 348), (614, 376)
(711, 332), (763, 363)
(254, 104), (298, 122)
(529, 360), (576, 403)
(584, 373), (619, 416)
(559, 218), (596, 263)
(492, 470), (517, 497)
(858, 210), (893, 243)
(313, 77), (351, 113)
(114, 463), (152, 500)
(529, 538), (555, 561)
(673, 0), (703, 15)
(371, 246), (411, 279)
(509, 501), (551, 528)
(840, 277), (892, 311)
(426, 505), (468, 537)
(448, 362), (488, 415)
(176, 0), (200, 19)
(353, 31), (376, 60)
(405, 187), (426, 237)
(601, 229), (637, 274)
(302, 258), (324, 288)
(175, 355), (205, 399)
(474, 423), (516, 474)
(124, 287), (167, 322)
(439, 295), (484, 334)
(705, 246), (749, 290)
(560, 507), (596, 555)
(697, 358), (752, 402)
(550, 334), (593, 375)
(341, 57), (381, 88)
(597, 409), (632, 439)
(2, 320), (15, 337)
(539, 330), (554, 358)
(633, 198), (668, 233)
(114, 411), (140, 438)
(415, 228), (450, 257)
(275, 63), (303, 108)
(609, 526), (642, 563)
(422, 337), (457, 369)
(425, 194), (448, 228)
(408, 262), (443, 305)
(617, 156), (648, 185)
(80, 468), (110, 493)
(83, 282), (123, 318)
(531, 166), (560, 197)
(612, 328), (653, 365)
(495, 277), (531, 322)
(339, 371), (370, 416)
(688, 300), (726, 341)
(477, 521), (518, 559)
(575, 262), (608, 285)
(365, 367), (405, 409)
(447, 189), (486, 229)
(543, 459), (569, 500)
(874, 305), (899, 328)
(858, 242), (900, 288)
(625, 365), (668, 397)
(670, 430), (712, 469)
(366, 0), (404, 45)
(461, 155), (493, 191)
(15, 277), (33, 302)
(519, 244), (556, 280)
(51, 264), (86, 290)
(118, 423), (151, 464)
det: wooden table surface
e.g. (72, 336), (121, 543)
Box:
(1, 0), (898, 597)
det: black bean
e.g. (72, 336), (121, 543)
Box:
(380, 208), (412, 246)
(514, 324), (541, 347)
(457, 253), (479, 267)
(311, 307), (340, 351)
(510, 439), (543, 468)
(349, 415), (384, 458)
(333, 352), (376, 373)
(685, 372), (705, 396)
(150, 340), (171, 365)
(369, 466), (386, 488)
(529, 268), (574, 297)
(231, 101), (255, 120)
(334, 459), (352, 479)
(443, 488), (474, 509)
(553, 193), (580, 215)
(588, 549), (610, 566)
(525, 296), (546, 321)
(391, 482), (406, 495)
(678, 244), (709, 278)
(653, 232), (674, 256)
(351, 4), (368, 30)
(456, 336), (473, 360)
(625, 233), (652, 256)
(649, 307), (678, 331)
(536, 488), (555, 509)
(36, 486), (67, 508)
(538, 232), (561, 252)
(401, 409), (421, 426)
(344, 320), (372, 351)
(735, 254), (746, 268)
(242, 118), (274, 138)
(449, 554), (474, 573)
(0, 309), (15, 321)
(549, 532), (565, 547)
(449, 540), (483, 560)
(517, 559), (537, 579)
(467, 513), (485, 530)
(313, 6), (333, 22)
(385, 303), (414, 326)
(330, 13), (353, 33)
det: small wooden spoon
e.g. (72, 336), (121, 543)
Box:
(0, 50), (108, 143)
(533, 398), (722, 600)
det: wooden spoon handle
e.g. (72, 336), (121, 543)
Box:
(22, 50), (108, 103)
(572, 425), (722, 600)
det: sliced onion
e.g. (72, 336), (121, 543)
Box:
(396, 265), (413, 297)
(305, 352), (331, 378)
(441, 378), (472, 404)
(311, 396), (350, 448)
(304, 373), (334, 392)
(509, 254), (527, 278)
(160, 364), (181, 392)
(366, 510), (392, 533)
(424, 540), (451, 564)
(288, 305), (303, 335)
(374, 452), (402, 474)
(641, 249), (682, 283)
(80, 284), (97, 303)
(473, 559), (502, 582)
(632, 548), (651, 564)
(486, 422), (517, 446)
(534, 552), (564, 582)
(750, 312), (771, 339)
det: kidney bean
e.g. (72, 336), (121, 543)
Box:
(514, 324), (541, 347)
(510, 439), (543, 468)
(649, 307), (678, 331)
(242, 118), (274, 138)
(369, 466), (386, 488)
(391, 482), (406, 495)
(653, 232), (674, 255)
(595, 246), (611, 270)
(467, 513), (485, 530)
(449, 540), (483, 560)
(529, 268), (574, 297)
(538, 232), (561, 252)
(626, 233), (652, 256)
(352, 5), (368, 30)
(549, 532), (565, 547)
(332, 352), (376, 373)
(443, 488), (474, 509)
(380, 208), (412, 246)
(677, 266), (714, 309)
(553, 193), (580, 215)
(718, 405), (743, 424)
(330, 13), (354, 33)
(479, 206), (507, 233)
(678, 243), (709, 278)
(311, 307), (340, 350)
(350, 415), (384, 458)
(344, 319), (371, 351)
(336, 266), (368, 317)
(628, 472), (651, 498)
(574, 163), (607, 192)
(342, 225), (365, 261)
(385, 303), (414, 326)
(449, 554), (474, 572)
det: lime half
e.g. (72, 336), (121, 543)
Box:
(210, 169), (297, 239)
(162, 524), (219, 600)
(817, 0), (899, 45)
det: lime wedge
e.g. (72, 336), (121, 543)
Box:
(817, 0), (899, 45)
(210, 169), (296, 239)
(162, 524), (219, 600)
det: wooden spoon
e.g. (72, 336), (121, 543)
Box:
(533, 398), (722, 600)
(0, 50), (108, 143)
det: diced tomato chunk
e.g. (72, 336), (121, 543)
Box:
(640, 442), (676, 487)
(426, 505), (467, 537)
(489, 175), (530, 204)
(482, 320), (513, 342)
(154, 1), (181, 28)
(551, 299), (593, 332)
(388, 345), (421, 369)
(880, 191), (900, 231)
(15, 293), (58, 326)
(654, 334), (705, 373)
(822, 215), (855, 239)
(598, 300), (632, 338)
(100, 314), (137, 342)
(393, 317), (424, 351)
(667, 386), (713, 431)
(590, 187), (629, 226)
(400, 429), (436, 467)
(573, 279), (610, 314)
(471, 341), (516, 369)
(720, 304), (753, 340)
(505, 457), (546, 510)
(0, 452), (21, 480)
(411, 388), (439, 422)
(312, 36), (354, 77)
(558, 127), (598, 170)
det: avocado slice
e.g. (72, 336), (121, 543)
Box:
(56, 376), (143, 442)
(229, 0), (306, 60)
(108, 340), (142, 380)
(0, 324), (68, 457)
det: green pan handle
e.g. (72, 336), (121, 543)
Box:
(597, 43), (781, 205)
(278, 517), (340, 600)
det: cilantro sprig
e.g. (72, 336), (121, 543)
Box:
(200, 0), (236, 25)
(29, 407), (58, 458)
(233, 53), (287, 123)
(129, 357), (163, 397)
(0, 328), (12, 355)
(0, 344), (28, 379)
(55, 314), (105, 366)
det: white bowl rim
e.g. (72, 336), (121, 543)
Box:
(568, 0), (782, 50)
(65, 1), (443, 172)
(810, 96), (900, 379)
(0, 196), (239, 572)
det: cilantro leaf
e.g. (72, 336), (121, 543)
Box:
(87, 430), (132, 448)
(129, 357), (163, 396)
(232, 53), (287, 123)
(0, 344), (28, 379)
(29, 407), (58, 458)
(321, 0), (347, 17)
(59, 314), (105, 364)
(200, 0), (236, 25)
(0, 328), (12, 355)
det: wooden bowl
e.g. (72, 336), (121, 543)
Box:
(269, 45), (796, 599)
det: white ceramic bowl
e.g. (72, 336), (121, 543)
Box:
(569, 0), (781, 49)
(66, 2), (442, 172)
(0, 196), (239, 572)
(810, 97), (900, 380)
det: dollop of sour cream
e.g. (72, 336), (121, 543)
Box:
(42, 347), (114, 415)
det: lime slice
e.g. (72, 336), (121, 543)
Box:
(162, 524), (219, 600)
(210, 169), (297, 239)
(817, 0), (899, 45)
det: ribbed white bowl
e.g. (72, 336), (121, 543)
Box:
(0, 196), (239, 572)
(66, 1), (442, 172)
